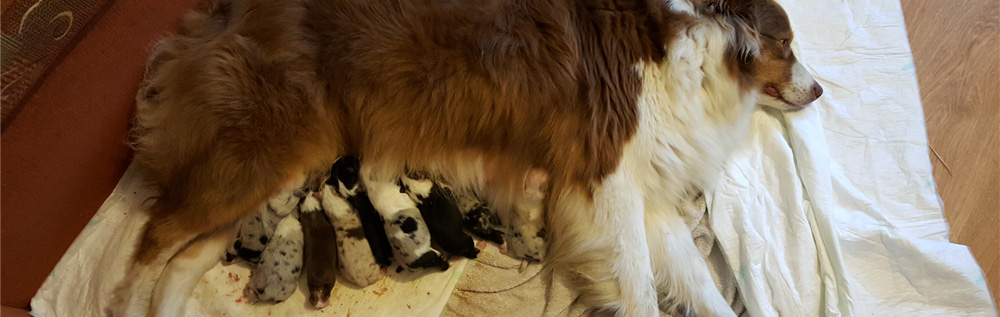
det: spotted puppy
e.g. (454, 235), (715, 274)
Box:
(504, 170), (548, 262)
(329, 156), (393, 268)
(225, 191), (300, 264)
(299, 194), (338, 309)
(400, 175), (479, 259)
(321, 183), (383, 287)
(452, 191), (505, 245)
(244, 215), (304, 303)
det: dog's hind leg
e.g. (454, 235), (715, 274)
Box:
(109, 213), (205, 317)
(547, 171), (658, 316)
(109, 148), (313, 316)
(150, 226), (234, 317)
(645, 203), (734, 317)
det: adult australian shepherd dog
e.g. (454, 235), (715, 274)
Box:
(113, 0), (822, 315)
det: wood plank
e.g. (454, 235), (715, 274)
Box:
(901, 0), (1000, 306)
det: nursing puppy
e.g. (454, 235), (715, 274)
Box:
(244, 215), (304, 303)
(320, 184), (383, 287)
(328, 156), (393, 267)
(330, 157), (449, 270)
(117, 0), (823, 315)
(299, 194), (338, 309)
(453, 191), (505, 246)
(225, 191), (300, 264)
(400, 175), (479, 259)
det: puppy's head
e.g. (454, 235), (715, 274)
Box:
(308, 283), (333, 309)
(752, 0), (823, 110)
(328, 156), (361, 196)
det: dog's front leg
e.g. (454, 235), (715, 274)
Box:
(645, 198), (734, 317)
(549, 167), (658, 316)
(361, 167), (449, 270)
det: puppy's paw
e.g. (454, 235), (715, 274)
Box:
(408, 250), (450, 271)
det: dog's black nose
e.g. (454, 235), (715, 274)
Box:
(811, 82), (824, 99)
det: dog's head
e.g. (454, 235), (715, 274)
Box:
(752, 1), (823, 110)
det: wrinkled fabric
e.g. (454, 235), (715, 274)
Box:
(710, 1), (996, 316)
(30, 165), (468, 316)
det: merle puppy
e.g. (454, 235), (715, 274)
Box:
(225, 191), (300, 264)
(244, 215), (303, 303)
(453, 191), (505, 245)
(328, 156), (394, 268)
(321, 183), (384, 286)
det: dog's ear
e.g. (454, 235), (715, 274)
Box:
(731, 12), (760, 64)
(699, 0), (762, 63)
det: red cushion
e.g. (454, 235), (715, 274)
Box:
(1, 305), (30, 317)
(0, 0), (203, 308)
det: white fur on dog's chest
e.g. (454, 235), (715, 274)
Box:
(629, 24), (758, 204)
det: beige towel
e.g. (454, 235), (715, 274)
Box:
(444, 195), (747, 316)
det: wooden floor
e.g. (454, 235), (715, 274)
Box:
(900, 0), (1000, 306)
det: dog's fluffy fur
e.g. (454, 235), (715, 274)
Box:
(114, 0), (822, 315)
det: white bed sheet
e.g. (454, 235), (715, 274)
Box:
(709, 0), (996, 316)
(30, 0), (997, 316)
(29, 165), (469, 316)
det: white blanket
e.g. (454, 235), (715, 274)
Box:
(29, 165), (469, 316)
(31, 0), (997, 316)
(709, 0), (996, 316)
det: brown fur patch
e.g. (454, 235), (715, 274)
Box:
(129, 0), (341, 264)
(304, 0), (704, 200)
(752, 1), (797, 89)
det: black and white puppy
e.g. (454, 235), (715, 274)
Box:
(452, 191), (505, 245)
(399, 176), (479, 259)
(225, 191), (300, 264)
(244, 215), (304, 303)
(328, 157), (393, 268)
(299, 194), (338, 309)
(320, 184), (383, 287)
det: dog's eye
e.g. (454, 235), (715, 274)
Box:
(780, 39), (789, 46)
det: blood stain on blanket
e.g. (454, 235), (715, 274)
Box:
(227, 272), (240, 282)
